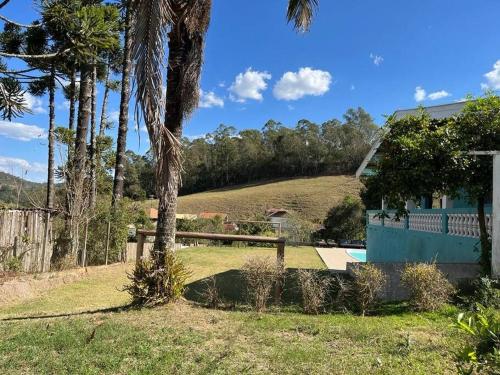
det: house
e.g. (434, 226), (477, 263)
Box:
(266, 208), (289, 233)
(356, 101), (498, 298)
(199, 212), (229, 221)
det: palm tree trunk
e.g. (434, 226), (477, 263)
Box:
(46, 64), (56, 209)
(89, 64), (97, 209)
(99, 58), (110, 137)
(112, 0), (132, 207)
(478, 197), (492, 275)
(152, 26), (186, 266)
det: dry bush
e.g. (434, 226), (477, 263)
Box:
(124, 250), (191, 306)
(297, 269), (331, 314)
(200, 276), (221, 309)
(401, 263), (455, 311)
(51, 254), (77, 271)
(351, 263), (387, 315)
(241, 256), (282, 312)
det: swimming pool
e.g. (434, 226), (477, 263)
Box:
(346, 249), (366, 262)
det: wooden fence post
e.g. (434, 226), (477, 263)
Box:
(136, 232), (145, 264)
(275, 241), (285, 304)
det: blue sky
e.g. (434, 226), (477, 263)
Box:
(0, 0), (499, 181)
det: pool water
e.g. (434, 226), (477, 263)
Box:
(346, 249), (367, 262)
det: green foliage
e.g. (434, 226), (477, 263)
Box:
(5, 256), (22, 272)
(363, 94), (500, 273)
(86, 199), (149, 265)
(453, 305), (500, 374)
(0, 77), (30, 120)
(284, 212), (318, 243)
(401, 263), (455, 312)
(124, 108), (377, 199)
(125, 252), (191, 306)
(321, 196), (365, 243)
(465, 277), (500, 310)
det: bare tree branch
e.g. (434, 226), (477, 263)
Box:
(0, 14), (41, 28)
(0, 48), (70, 59)
(0, 1), (11, 10)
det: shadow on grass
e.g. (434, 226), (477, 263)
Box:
(186, 268), (412, 316)
(186, 268), (340, 307)
(0, 304), (135, 322)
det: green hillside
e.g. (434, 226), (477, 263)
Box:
(0, 172), (45, 207)
(142, 175), (362, 223)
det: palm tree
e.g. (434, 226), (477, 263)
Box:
(130, 0), (319, 300)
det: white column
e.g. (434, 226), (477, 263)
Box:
(405, 200), (417, 210)
(493, 154), (500, 277)
(381, 198), (386, 210)
(441, 195), (453, 209)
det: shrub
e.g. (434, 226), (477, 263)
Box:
(297, 269), (331, 314)
(241, 256), (282, 312)
(351, 263), (386, 315)
(124, 250), (191, 306)
(401, 263), (455, 311)
(199, 276), (221, 309)
(321, 196), (365, 244)
(467, 277), (500, 309)
(5, 256), (22, 272)
(454, 304), (500, 374)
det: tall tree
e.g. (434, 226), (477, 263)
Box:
(130, 0), (320, 303)
(111, 0), (132, 206)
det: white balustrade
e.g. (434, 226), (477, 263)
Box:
(384, 213), (406, 229)
(368, 213), (382, 226)
(448, 213), (492, 238)
(408, 213), (442, 233)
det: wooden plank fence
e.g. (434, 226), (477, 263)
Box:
(0, 209), (53, 273)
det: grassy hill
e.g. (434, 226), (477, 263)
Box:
(0, 171), (45, 207)
(142, 175), (362, 223)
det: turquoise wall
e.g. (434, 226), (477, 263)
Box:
(367, 225), (481, 263)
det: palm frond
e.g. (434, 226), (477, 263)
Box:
(286, 0), (319, 32)
(131, 0), (174, 154)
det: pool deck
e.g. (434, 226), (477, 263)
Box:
(315, 247), (362, 272)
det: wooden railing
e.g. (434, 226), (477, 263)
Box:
(136, 229), (287, 301)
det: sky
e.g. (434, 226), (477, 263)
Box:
(0, 0), (499, 182)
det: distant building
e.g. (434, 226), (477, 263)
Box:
(266, 208), (289, 232)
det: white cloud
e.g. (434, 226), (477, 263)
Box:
(109, 110), (120, 123)
(414, 86), (426, 102)
(414, 86), (451, 102)
(185, 134), (206, 141)
(229, 68), (271, 102)
(273, 67), (332, 101)
(427, 90), (451, 100)
(0, 156), (46, 175)
(483, 60), (500, 90)
(24, 93), (47, 114)
(0, 120), (46, 141)
(370, 53), (384, 66)
(350, 84), (356, 91)
(57, 100), (71, 110)
(199, 89), (224, 108)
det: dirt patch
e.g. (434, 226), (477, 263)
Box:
(0, 264), (120, 306)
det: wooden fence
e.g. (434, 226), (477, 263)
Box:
(0, 209), (53, 273)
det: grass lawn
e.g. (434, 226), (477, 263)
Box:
(0, 246), (466, 374)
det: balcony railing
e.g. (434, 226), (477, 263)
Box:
(367, 209), (492, 239)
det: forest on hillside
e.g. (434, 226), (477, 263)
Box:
(122, 107), (379, 199)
